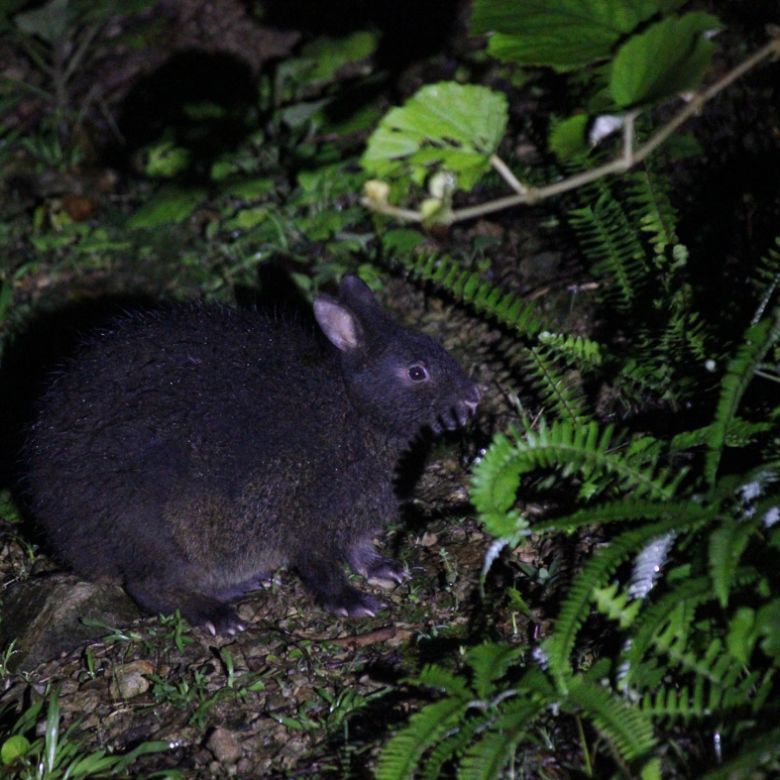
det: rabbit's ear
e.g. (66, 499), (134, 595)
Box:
(339, 275), (379, 309)
(314, 297), (363, 352)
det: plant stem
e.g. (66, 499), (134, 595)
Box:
(490, 154), (527, 195)
(367, 34), (780, 226)
(576, 715), (593, 777)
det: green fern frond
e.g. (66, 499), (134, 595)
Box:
(592, 582), (642, 629)
(615, 308), (708, 408)
(537, 331), (604, 368)
(416, 664), (472, 699)
(700, 727), (780, 780)
(631, 569), (764, 688)
(566, 675), (657, 761)
(640, 681), (706, 723)
(457, 706), (535, 780)
(640, 757), (663, 780)
(722, 668), (775, 712)
(471, 421), (681, 540)
(420, 716), (484, 780)
(751, 236), (780, 323)
(656, 633), (740, 687)
(458, 731), (518, 780)
(614, 354), (673, 406)
(465, 643), (523, 699)
(626, 168), (680, 257)
(654, 303), (709, 363)
(708, 520), (756, 607)
(523, 344), (590, 423)
(393, 252), (548, 338)
(705, 308), (780, 486)
(619, 573), (757, 688)
(545, 515), (692, 688)
(641, 667), (775, 725)
(671, 418), (774, 451)
(470, 430), (529, 538)
(376, 697), (471, 780)
(388, 253), (606, 422)
(534, 497), (714, 534)
(568, 190), (648, 311)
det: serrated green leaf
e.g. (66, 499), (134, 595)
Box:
(361, 83), (507, 191)
(610, 13), (720, 108)
(471, 0), (685, 69)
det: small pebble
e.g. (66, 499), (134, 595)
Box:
(206, 726), (242, 764)
(109, 659), (154, 699)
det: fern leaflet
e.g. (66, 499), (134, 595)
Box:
(567, 675), (657, 761)
(376, 697), (471, 780)
(457, 702), (540, 780)
(705, 308), (780, 486)
(568, 189), (648, 311)
(391, 252), (548, 337)
(545, 516), (696, 688)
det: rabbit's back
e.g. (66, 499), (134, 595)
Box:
(26, 305), (350, 578)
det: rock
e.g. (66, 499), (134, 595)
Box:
(206, 726), (242, 764)
(109, 659), (155, 699)
(0, 572), (141, 673)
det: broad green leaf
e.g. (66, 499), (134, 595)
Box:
(549, 114), (589, 161)
(471, 0), (685, 69)
(127, 186), (206, 229)
(1, 734), (30, 765)
(610, 13), (720, 107)
(361, 83), (507, 191)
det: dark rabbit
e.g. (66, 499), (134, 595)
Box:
(24, 275), (480, 634)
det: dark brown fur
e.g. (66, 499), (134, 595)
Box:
(25, 276), (479, 633)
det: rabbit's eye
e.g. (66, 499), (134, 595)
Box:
(408, 363), (429, 382)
